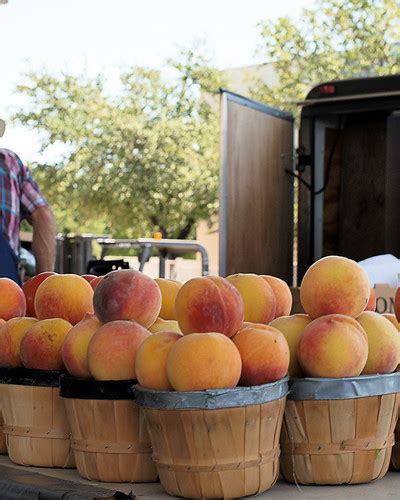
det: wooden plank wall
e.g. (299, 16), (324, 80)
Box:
(220, 95), (294, 283)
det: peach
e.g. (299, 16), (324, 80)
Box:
(383, 313), (400, 330)
(154, 278), (182, 320)
(167, 333), (242, 391)
(395, 288), (400, 323)
(233, 324), (289, 385)
(261, 275), (292, 318)
(90, 275), (103, 290)
(175, 276), (244, 337)
(22, 272), (55, 317)
(93, 270), (161, 327)
(297, 314), (368, 378)
(0, 317), (38, 367)
(20, 318), (73, 370)
(357, 311), (399, 375)
(300, 256), (371, 319)
(87, 320), (150, 380)
(62, 313), (102, 378)
(136, 332), (182, 390)
(226, 273), (276, 324)
(365, 288), (376, 312)
(149, 318), (182, 334)
(0, 278), (26, 320)
(35, 274), (94, 325)
(270, 314), (312, 377)
(81, 274), (97, 283)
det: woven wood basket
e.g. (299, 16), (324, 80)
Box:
(390, 399), (400, 470)
(135, 378), (288, 499)
(281, 374), (400, 485)
(61, 376), (157, 483)
(0, 385), (7, 454)
(2, 380), (74, 467)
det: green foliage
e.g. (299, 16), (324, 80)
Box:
(13, 49), (226, 238)
(253, 0), (400, 116)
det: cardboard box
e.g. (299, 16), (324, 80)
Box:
(291, 284), (397, 315)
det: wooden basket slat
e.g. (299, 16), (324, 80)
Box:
(391, 398), (400, 470)
(2, 385), (73, 468)
(281, 394), (398, 485)
(64, 398), (156, 483)
(0, 385), (7, 454)
(143, 398), (285, 499)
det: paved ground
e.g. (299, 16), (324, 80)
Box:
(1, 455), (399, 499)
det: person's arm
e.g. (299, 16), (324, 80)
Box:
(31, 205), (56, 273)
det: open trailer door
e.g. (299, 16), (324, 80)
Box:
(219, 90), (294, 283)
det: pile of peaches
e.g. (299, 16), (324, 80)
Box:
(0, 254), (399, 391)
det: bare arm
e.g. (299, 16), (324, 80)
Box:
(31, 205), (56, 273)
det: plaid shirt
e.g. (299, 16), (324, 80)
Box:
(0, 148), (48, 256)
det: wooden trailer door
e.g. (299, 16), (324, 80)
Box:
(219, 90), (294, 282)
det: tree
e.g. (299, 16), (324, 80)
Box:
(13, 49), (226, 239)
(254, 0), (400, 116)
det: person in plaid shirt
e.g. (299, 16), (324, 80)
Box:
(0, 121), (56, 283)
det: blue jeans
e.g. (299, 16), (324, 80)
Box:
(0, 233), (21, 284)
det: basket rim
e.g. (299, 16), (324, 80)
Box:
(134, 376), (289, 410)
(288, 372), (400, 400)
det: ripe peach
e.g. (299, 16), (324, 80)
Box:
(35, 274), (94, 325)
(365, 288), (376, 312)
(0, 317), (38, 368)
(20, 318), (73, 370)
(300, 256), (370, 319)
(81, 274), (97, 283)
(136, 332), (182, 390)
(270, 314), (312, 377)
(89, 275), (103, 290)
(154, 278), (182, 320)
(175, 276), (243, 337)
(0, 278), (26, 320)
(226, 273), (276, 324)
(93, 270), (161, 327)
(61, 313), (102, 378)
(383, 313), (400, 330)
(167, 333), (242, 391)
(297, 314), (368, 378)
(357, 311), (399, 375)
(149, 318), (182, 334)
(233, 324), (289, 385)
(87, 320), (151, 381)
(22, 272), (55, 317)
(261, 275), (292, 318)
(395, 288), (400, 323)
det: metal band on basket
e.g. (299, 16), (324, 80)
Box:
(281, 434), (395, 455)
(153, 446), (280, 472)
(71, 438), (152, 454)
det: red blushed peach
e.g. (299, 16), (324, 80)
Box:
(383, 313), (400, 330)
(154, 278), (182, 320)
(136, 332), (182, 390)
(261, 275), (293, 318)
(61, 313), (102, 379)
(22, 272), (56, 317)
(93, 270), (161, 328)
(175, 276), (244, 337)
(232, 324), (289, 385)
(90, 276), (103, 290)
(300, 256), (371, 319)
(167, 333), (242, 391)
(0, 317), (38, 367)
(357, 311), (399, 375)
(0, 278), (26, 320)
(226, 273), (276, 324)
(270, 314), (312, 378)
(81, 274), (97, 283)
(365, 288), (376, 312)
(87, 320), (151, 381)
(35, 274), (94, 325)
(20, 318), (73, 370)
(298, 314), (368, 378)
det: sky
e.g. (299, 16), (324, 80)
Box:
(1, 0), (314, 161)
